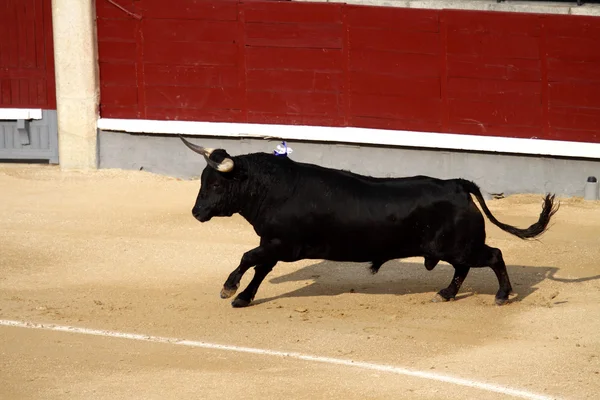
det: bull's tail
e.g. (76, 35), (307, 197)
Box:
(458, 179), (559, 240)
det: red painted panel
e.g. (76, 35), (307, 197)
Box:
(549, 128), (600, 143)
(352, 116), (443, 133)
(99, 63), (137, 85)
(138, 0), (238, 20)
(144, 65), (238, 87)
(544, 14), (600, 40)
(447, 55), (541, 81)
(447, 33), (539, 59)
(247, 112), (345, 127)
(1, 79), (11, 105)
(100, 84), (138, 106)
(445, 10), (540, 37)
(246, 47), (343, 71)
(546, 37), (600, 62)
(146, 107), (243, 122)
(349, 28), (440, 54)
(100, 105), (139, 119)
(18, 79), (29, 105)
(345, 5), (439, 32)
(144, 42), (238, 66)
(98, 41), (137, 63)
(143, 19), (238, 43)
(549, 81), (600, 108)
(246, 91), (341, 115)
(547, 59), (600, 82)
(96, 18), (137, 42)
(448, 121), (542, 139)
(96, 0), (137, 19)
(243, 1), (342, 24)
(549, 107), (600, 131)
(350, 50), (440, 77)
(145, 86), (242, 109)
(447, 78), (541, 104)
(245, 22), (343, 49)
(350, 72), (440, 98)
(247, 70), (343, 92)
(351, 94), (442, 121)
(448, 100), (542, 127)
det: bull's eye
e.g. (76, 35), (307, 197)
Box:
(212, 182), (221, 189)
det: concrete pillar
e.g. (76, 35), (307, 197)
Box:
(51, 0), (99, 170)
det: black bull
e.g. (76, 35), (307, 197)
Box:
(180, 136), (559, 308)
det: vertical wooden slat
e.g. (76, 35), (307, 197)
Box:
(540, 19), (550, 138)
(341, 5), (350, 127)
(135, 18), (146, 119)
(43, 0), (56, 109)
(237, 2), (248, 122)
(440, 11), (449, 133)
(34, 0), (45, 69)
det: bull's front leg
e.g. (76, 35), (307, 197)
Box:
(220, 239), (280, 300)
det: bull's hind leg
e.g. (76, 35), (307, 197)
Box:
(231, 261), (277, 308)
(432, 265), (470, 302)
(483, 246), (513, 305)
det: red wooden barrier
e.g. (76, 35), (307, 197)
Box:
(0, 0), (56, 109)
(96, 0), (600, 143)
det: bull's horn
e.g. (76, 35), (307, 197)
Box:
(179, 136), (234, 172)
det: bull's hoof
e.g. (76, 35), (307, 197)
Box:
(231, 296), (252, 308)
(432, 289), (455, 303)
(220, 285), (238, 299)
(432, 293), (454, 303)
(495, 297), (509, 306)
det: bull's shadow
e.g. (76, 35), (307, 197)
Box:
(253, 260), (600, 305)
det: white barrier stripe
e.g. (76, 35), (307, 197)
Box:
(0, 319), (556, 400)
(97, 117), (600, 160)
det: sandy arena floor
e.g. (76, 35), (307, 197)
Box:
(1, 164), (599, 400)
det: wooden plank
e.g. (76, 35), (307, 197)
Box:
(350, 50), (439, 77)
(345, 5), (439, 32)
(350, 94), (442, 121)
(247, 112), (345, 127)
(22, 0), (37, 68)
(99, 105), (139, 119)
(146, 107), (243, 122)
(1, 79), (11, 105)
(350, 72), (440, 98)
(145, 86), (242, 109)
(448, 99), (542, 127)
(246, 91), (341, 115)
(97, 41), (137, 63)
(548, 59), (600, 82)
(447, 33), (539, 59)
(351, 116), (443, 133)
(143, 19), (238, 44)
(99, 62), (137, 85)
(0, 0), (7, 68)
(246, 47), (343, 71)
(7, 0), (18, 67)
(144, 42), (238, 66)
(349, 28), (440, 54)
(447, 77), (541, 104)
(549, 127), (600, 143)
(34, 0), (44, 69)
(144, 64), (238, 87)
(445, 10), (541, 37)
(138, 0), (238, 21)
(546, 36), (600, 62)
(549, 106), (600, 132)
(543, 14), (600, 40)
(96, 18), (137, 42)
(447, 121), (542, 139)
(36, 79), (46, 105)
(100, 84), (138, 106)
(244, 1), (342, 24)
(246, 70), (343, 92)
(549, 81), (600, 108)
(42, 0), (56, 108)
(10, 80), (19, 105)
(447, 55), (541, 81)
(95, 0), (137, 19)
(245, 22), (343, 49)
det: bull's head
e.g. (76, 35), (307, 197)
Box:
(180, 136), (241, 222)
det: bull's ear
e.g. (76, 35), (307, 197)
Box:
(179, 136), (234, 172)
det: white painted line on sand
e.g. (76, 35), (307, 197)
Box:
(0, 319), (557, 400)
